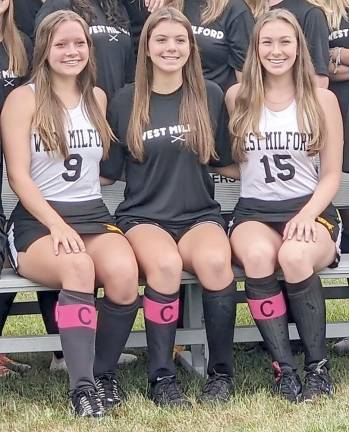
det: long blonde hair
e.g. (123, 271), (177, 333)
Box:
(244, 0), (267, 17)
(165, 0), (230, 24)
(128, 6), (216, 163)
(309, 0), (349, 30)
(229, 9), (326, 162)
(2, 0), (28, 76)
(31, 10), (114, 159)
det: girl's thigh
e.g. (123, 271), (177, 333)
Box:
(125, 224), (183, 293)
(230, 221), (282, 277)
(17, 235), (95, 291)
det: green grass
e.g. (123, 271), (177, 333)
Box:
(1, 291), (349, 431)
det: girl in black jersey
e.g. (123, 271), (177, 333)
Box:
(0, 0), (34, 378)
(316, 0), (349, 353)
(327, 0), (349, 250)
(36, 0), (135, 101)
(223, 9), (342, 402)
(122, 0), (165, 55)
(1, 10), (139, 417)
(167, 0), (255, 92)
(13, 0), (43, 39)
(101, 7), (236, 406)
(255, 0), (330, 88)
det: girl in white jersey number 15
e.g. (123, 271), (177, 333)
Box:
(1, 10), (139, 418)
(221, 9), (343, 402)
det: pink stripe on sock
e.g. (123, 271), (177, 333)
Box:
(143, 296), (179, 324)
(55, 303), (97, 330)
(247, 292), (286, 320)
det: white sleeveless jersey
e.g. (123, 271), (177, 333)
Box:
(240, 101), (318, 200)
(30, 87), (103, 202)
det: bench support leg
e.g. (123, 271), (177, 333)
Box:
(176, 283), (207, 378)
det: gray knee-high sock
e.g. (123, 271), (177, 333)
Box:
(56, 290), (96, 391)
(94, 296), (139, 377)
(285, 274), (327, 366)
(202, 282), (235, 376)
(246, 274), (295, 369)
(144, 286), (179, 382)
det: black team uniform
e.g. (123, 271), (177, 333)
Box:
(0, 33), (32, 355)
(270, 0), (329, 78)
(329, 11), (349, 252)
(36, 0), (135, 101)
(101, 80), (236, 405)
(14, 0), (42, 40)
(329, 10), (349, 355)
(183, 0), (254, 92)
(121, 0), (149, 56)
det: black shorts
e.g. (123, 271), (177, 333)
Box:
(7, 199), (122, 269)
(116, 214), (226, 243)
(228, 195), (342, 268)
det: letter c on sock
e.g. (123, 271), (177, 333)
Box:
(55, 304), (97, 329)
(78, 306), (92, 325)
(247, 292), (286, 320)
(160, 305), (174, 323)
(260, 300), (274, 318)
(143, 297), (179, 324)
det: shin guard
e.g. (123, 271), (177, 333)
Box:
(202, 282), (235, 376)
(285, 274), (327, 366)
(56, 290), (96, 390)
(246, 274), (295, 369)
(144, 286), (179, 382)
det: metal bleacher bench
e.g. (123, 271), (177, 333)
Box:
(0, 172), (348, 377)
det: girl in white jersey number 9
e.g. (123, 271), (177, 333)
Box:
(1, 10), (139, 418)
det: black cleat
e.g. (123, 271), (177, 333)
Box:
(272, 361), (302, 403)
(95, 373), (125, 410)
(148, 375), (192, 408)
(301, 359), (334, 402)
(70, 386), (105, 417)
(198, 371), (234, 404)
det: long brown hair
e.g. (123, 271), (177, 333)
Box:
(2, 0), (28, 76)
(32, 10), (114, 158)
(128, 6), (216, 163)
(70, 0), (127, 26)
(165, 0), (230, 24)
(229, 9), (326, 162)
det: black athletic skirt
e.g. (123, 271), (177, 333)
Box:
(228, 194), (342, 267)
(7, 199), (122, 269)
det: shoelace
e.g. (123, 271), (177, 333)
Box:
(96, 375), (124, 402)
(202, 375), (231, 396)
(72, 389), (103, 415)
(277, 373), (299, 397)
(156, 378), (184, 401)
(304, 359), (331, 392)
(305, 370), (330, 391)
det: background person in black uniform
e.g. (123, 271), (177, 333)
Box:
(0, 0), (34, 378)
(101, 7), (236, 407)
(36, 0), (135, 101)
(312, 0), (349, 355)
(326, 0), (349, 253)
(122, 0), (165, 55)
(13, 0), (43, 40)
(262, 0), (330, 88)
(168, 0), (255, 92)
